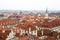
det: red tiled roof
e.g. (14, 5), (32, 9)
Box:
(0, 19), (19, 25)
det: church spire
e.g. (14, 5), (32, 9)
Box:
(46, 8), (48, 13)
(45, 8), (48, 19)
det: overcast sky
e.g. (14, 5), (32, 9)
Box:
(0, 0), (60, 10)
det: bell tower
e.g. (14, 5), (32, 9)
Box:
(45, 8), (48, 18)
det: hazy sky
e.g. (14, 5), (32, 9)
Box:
(0, 0), (60, 10)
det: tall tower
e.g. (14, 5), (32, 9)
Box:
(45, 8), (48, 18)
(46, 8), (48, 13)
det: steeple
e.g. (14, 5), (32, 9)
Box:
(45, 8), (48, 19)
(46, 8), (48, 13)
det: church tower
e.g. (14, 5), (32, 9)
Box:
(45, 8), (48, 18)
